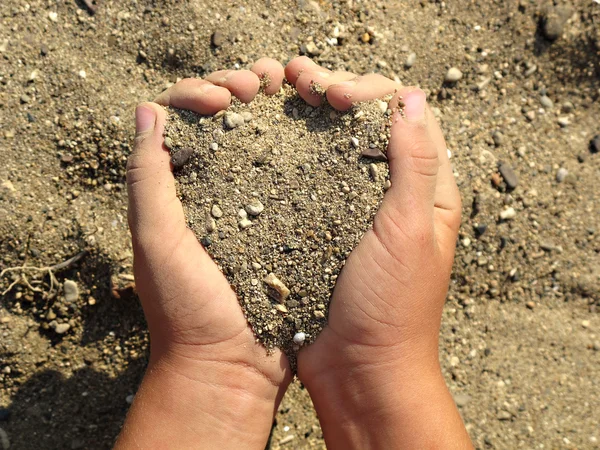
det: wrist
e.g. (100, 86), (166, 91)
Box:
(116, 350), (285, 450)
(299, 335), (469, 449)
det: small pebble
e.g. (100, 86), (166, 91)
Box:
(170, 147), (194, 169)
(206, 218), (217, 233)
(499, 207), (516, 220)
(590, 135), (600, 154)
(209, 142), (218, 151)
(245, 199), (265, 216)
(445, 67), (463, 83)
(63, 280), (79, 302)
(540, 95), (554, 109)
(224, 112), (245, 129)
(492, 131), (505, 147)
(405, 52), (417, 68)
(239, 218), (253, 229)
(264, 273), (291, 301)
(498, 163), (518, 189)
(361, 147), (387, 161)
(293, 332), (306, 344)
(164, 136), (174, 149)
(125, 394), (135, 404)
(54, 323), (71, 334)
(241, 111), (253, 123)
(556, 167), (568, 183)
(211, 204), (223, 218)
(350, 137), (359, 148)
(211, 30), (225, 47)
(557, 117), (569, 127)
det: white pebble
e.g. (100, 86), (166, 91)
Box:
(405, 52), (417, 68)
(447, 148), (452, 159)
(556, 167), (568, 183)
(245, 199), (264, 216)
(499, 207), (516, 220)
(78, 70), (87, 79)
(239, 218), (253, 229)
(48, 11), (58, 22)
(445, 67), (463, 82)
(293, 332), (306, 344)
(350, 137), (359, 148)
(209, 142), (218, 151)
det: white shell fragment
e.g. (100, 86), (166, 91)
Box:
(293, 332), (306, 345)
(264, 273), (291, 301)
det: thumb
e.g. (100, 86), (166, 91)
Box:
(127, 102), (187, 249)
(374, 89), (439, 250)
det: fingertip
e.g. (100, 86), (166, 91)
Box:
(153, 79), (231, 115)
(295, 72), (325, 106)
(325, 81), (357, 110)
(284, 56), (316, 84)
(251, 58), (285, 95)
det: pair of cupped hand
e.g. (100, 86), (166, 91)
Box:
(118, 57), (469, 449)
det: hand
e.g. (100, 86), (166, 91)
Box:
(116, 59), (292, 450)
(286, 57), (472, 449)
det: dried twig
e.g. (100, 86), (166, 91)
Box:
(0, 250), (87, 298)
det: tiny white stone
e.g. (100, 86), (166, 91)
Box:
(209, 142), (218, 151)
(293, 332), (306, 344)
(447, 148), (452, 159)
(239, 218), (253, 229)
(78, 70), (87, 79)
(48, 11), (58, 22)
(125, 394), (134, 404)
(350, 137), (359, 148)
(499, 207), (516, 220)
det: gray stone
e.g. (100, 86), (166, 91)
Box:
(405, 52), (417, 68)
(591, 135), (600, 154)
(540, 95), (554, 109)
(542, 6), (571, 41)
(445, 67), (463, 83)
(63, 280), (79, 302)
(499, 163), (518, 189)
(492, 131), (505, 147)
(211, 204), (223, 218)
(245, 199), (264, 216)
(556, 167), (568, 183)
(497, 410), (512, 421)
(211, 30), (225, 47)
(223, 112), (244, 129)
(454, 393), (471, 407)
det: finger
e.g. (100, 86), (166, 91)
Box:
(376, 89), (439, 243)
(284, 56), (321, 85)
(204, 70), (261, 103)
(251, 57), (285, 95)
(154, 79), (231, 114)
(127, 103), (187, 248)
(326, 74), (400, 111)
(295, 70), (357, 106)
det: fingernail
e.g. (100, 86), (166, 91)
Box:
(334, 80), (357, 88)
(135, 104), (156, 134)
(402, 89), (427, 121)
(199, 83), (220, 94)
(317, 71), (331, 78)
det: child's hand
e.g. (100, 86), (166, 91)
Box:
(116, 59), (292, 450)
(286, 57), (472, 449)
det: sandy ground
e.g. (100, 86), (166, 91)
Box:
(0, 1), (599, 449)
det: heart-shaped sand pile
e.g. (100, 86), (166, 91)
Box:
(164, 84), (392, 359)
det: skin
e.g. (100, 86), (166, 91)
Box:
(116, 56), (473, 449)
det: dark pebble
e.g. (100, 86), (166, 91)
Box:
(360, 147), (388, 161)
(492, 131), (504, 147)
(170, 147), (194, 169)
(211, 31), (225, 47)
(201, 237), (212, 247)
(591, 135), (600, 154)
(0, 408), (10, 421)
(498, 163), (518, 189)
(474, 224), (487, 237)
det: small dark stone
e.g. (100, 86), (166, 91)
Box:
(170, 147), (194, 169)
(360, 147), (388, 161)
(211, 31), (225, 48)
(474, 224), (487, 237)
(498, 163), (518, 189)
(201, 236), (212, 247)
(591, 135), (600, 154)
(27, 112), (36, 123)
(0, 407), (10, 421)
(577, 153), (588, 163)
